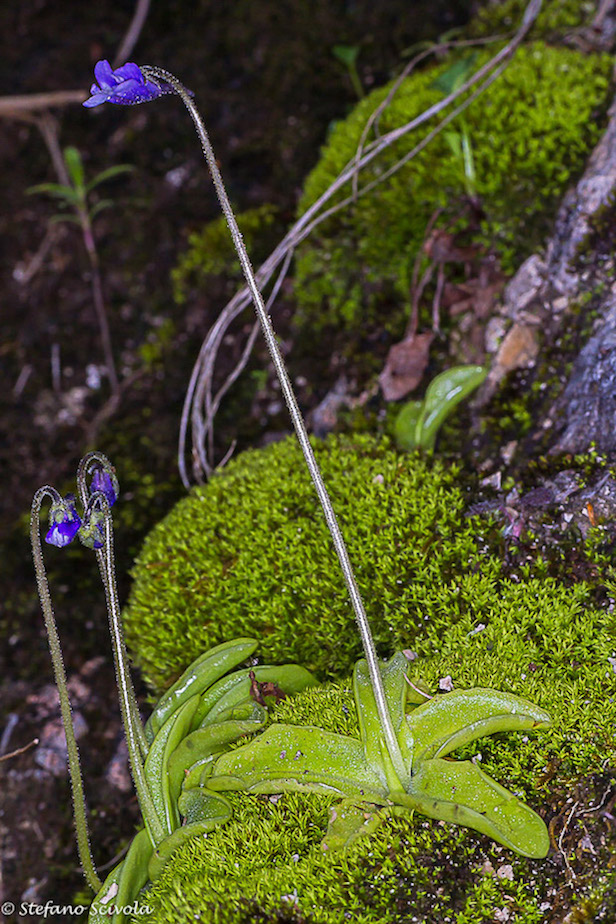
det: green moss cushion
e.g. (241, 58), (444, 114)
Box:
(294, 42), (612, 335)
(470, 0), (597, 37)
(124, 434), (501, 692)
(133, 578), (616, 922)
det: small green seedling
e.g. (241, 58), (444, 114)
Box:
(28, 146), (133, 393)
(28, 145), (133, 225)
(332, 44), (364, 100)
(431, 55), (479, 198)
(394, 365), (486, 452)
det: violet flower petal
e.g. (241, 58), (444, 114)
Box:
(45, 507), (82, 548)
(113, 62), (144, 83)
(90, 469), (117, 507)
(84, 59), (170, 108)
(93, 59), (116, 89)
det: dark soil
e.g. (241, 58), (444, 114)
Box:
(0, 0), (475, 917)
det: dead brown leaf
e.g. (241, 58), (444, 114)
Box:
(248, 669), (287, 706)
(423, 228), (481, 264)
(378, 331), (433, 401)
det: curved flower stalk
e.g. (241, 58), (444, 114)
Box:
(31, 455), (167, 872)
(83, 58), (407, 791)
(30, 484), (101, 891)
(31, 455), (319, 919)
(31, 455), (133, 890)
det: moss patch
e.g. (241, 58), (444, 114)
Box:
(124, 434), (501, 692)
(293, 42), (612, 337)
(470, 0), (598, 39)
(132, 579), (616, 922)
(172, 205), (279, 306)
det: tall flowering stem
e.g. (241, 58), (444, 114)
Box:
(32, 456), (166, 893)
(77, 454), (149, 761)
(87, 494), (165, 845)
(30, 488), (102, 892)
(140, 66), (407, 785)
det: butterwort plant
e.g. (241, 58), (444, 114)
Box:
(81, 53), (551, 843)
(32, 456), (552, 924)
(28, 59), (553, 921)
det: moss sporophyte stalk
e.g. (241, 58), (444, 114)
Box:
(27, 49), (561, 920)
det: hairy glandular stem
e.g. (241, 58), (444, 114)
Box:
(141, 64), (406, 786)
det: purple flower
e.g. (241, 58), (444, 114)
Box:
(83, 60), (172, 108)
(45, 503), (82, 548)
(90, 468), (118, 507)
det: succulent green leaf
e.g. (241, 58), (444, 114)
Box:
(190, 667), (257, 728)
(148, 791), (232, 880)
(63, 146), (85, 192)
(88, 828), (153, 923)
(404, 674), (433, 706)
(393, 400), (423, 452)
(353, 654), (410, 789)
(198, 663), (318, 726)
(144, 695), (200, 835)
(208, 723), (388, 801)
(321, 799), (388, 852)
(145, 638), (258, 741)
(419, 365), (487, 450)
(177, 786), (233, 824)
(167, 705), (267, 800)
(392, 756), (550, 858)
(382, 652), (413, 731)
(402, 687), (551, 761)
